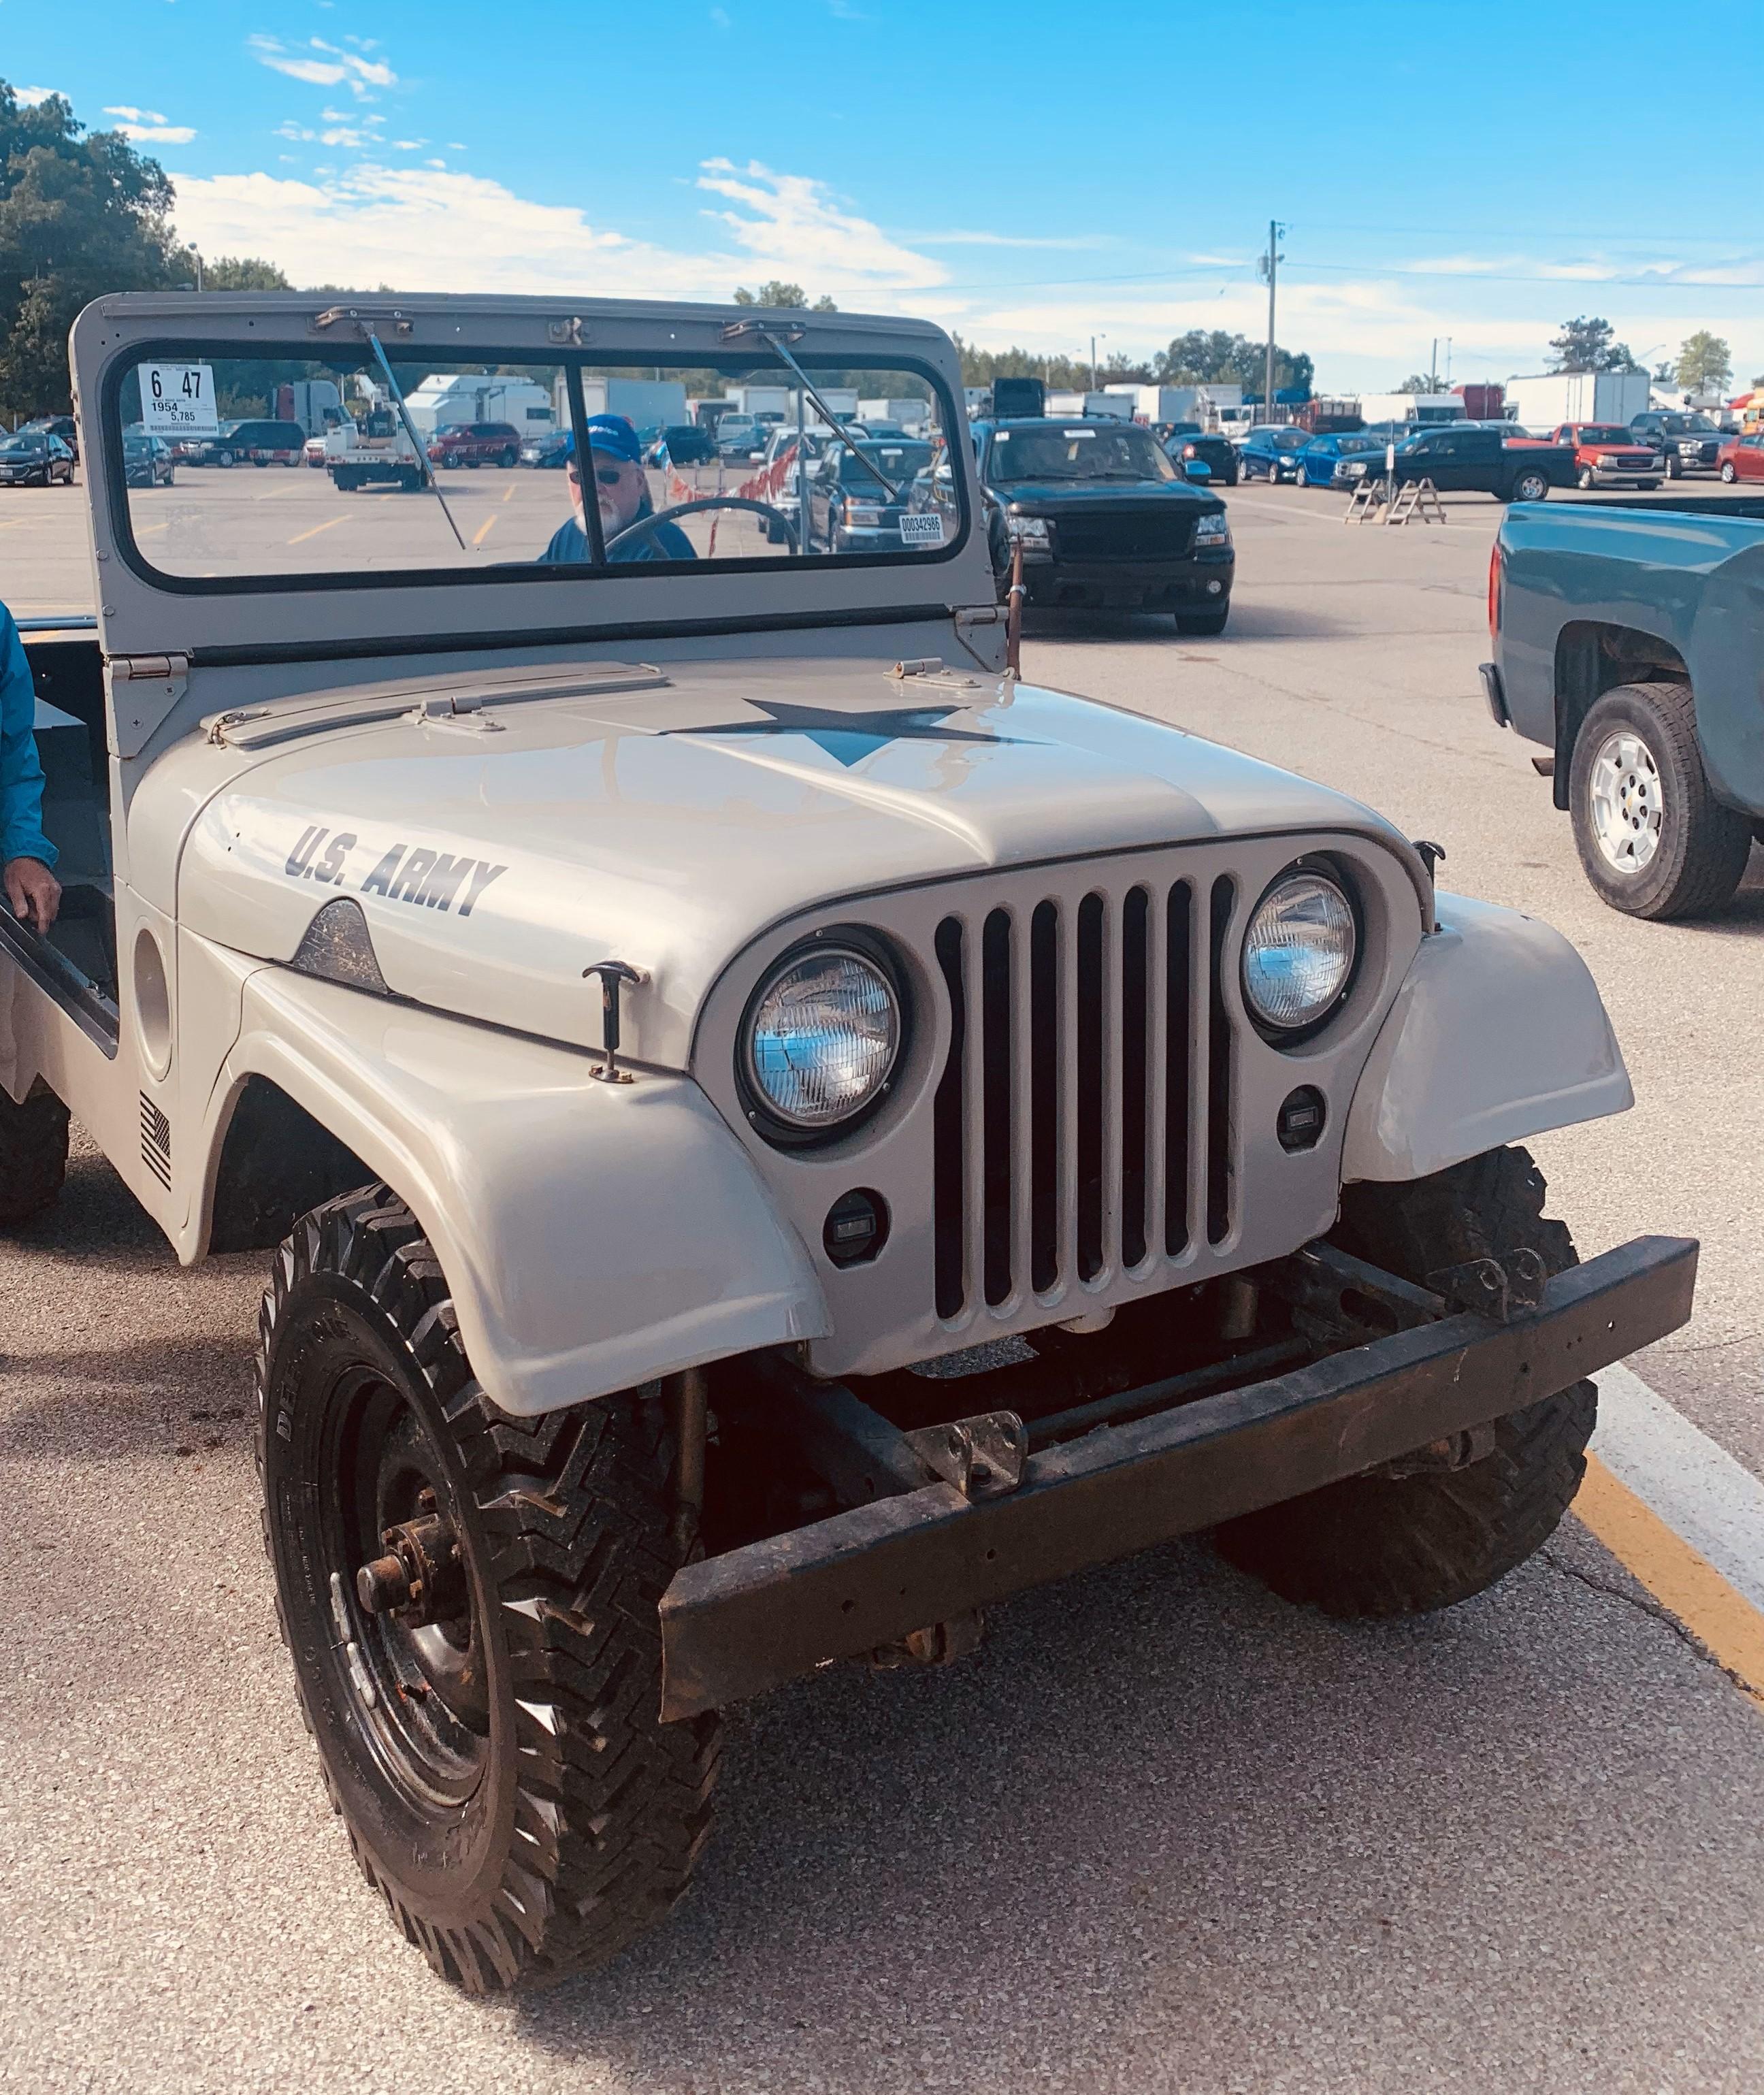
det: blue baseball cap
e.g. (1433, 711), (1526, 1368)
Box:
(579, 414), (643, 466)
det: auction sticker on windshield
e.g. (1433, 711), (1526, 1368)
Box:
(140, 364), (219, 438)
(900, 513), (945, 547)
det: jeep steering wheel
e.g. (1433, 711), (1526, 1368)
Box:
(604, 495), (798, 557)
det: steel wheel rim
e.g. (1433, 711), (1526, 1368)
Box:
(1588, 727), (1664, 874)
(316, 1365), (489, 1812)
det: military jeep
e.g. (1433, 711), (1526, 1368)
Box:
(4, 291), (1695, 1993)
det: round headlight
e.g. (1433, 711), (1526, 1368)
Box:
(743, 945), (902, 1133)
(1241, 871), (1357, 1031)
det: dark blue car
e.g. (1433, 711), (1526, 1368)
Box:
(1237, 425), (1312, 483)
(1296, 432), (1386, 487)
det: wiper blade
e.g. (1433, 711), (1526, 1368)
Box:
(721, 319), (904, 500)
(363, 329), (466, 552)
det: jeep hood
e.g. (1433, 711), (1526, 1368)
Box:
(178, 653), (1422, 1070)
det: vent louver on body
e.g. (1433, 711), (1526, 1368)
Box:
(140, 1092), (172, 1189)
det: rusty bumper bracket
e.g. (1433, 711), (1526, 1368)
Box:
(659, 1234), (1697, 1721)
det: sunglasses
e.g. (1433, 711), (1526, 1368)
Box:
(568, 464), (628, 487)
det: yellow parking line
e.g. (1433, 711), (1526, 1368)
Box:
(288, 515), (347, 545)
(472, 512), (498, 545)
(502, 484), (514, 502)
(135, 520), (172, 536)
(1574, 1453), (1764, 1708)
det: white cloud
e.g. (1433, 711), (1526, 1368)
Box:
(391, 138), (428, 150)
(106, 111), (197, 144)
(910, 230), (1112, 251)
(167, 158), (948, 304)
(709, 6), (731, 25)
(248, 34), (396, 99)
(105, 103), (167, 124)
(697, 159), (943, 290)
(16, 86), (63, 107)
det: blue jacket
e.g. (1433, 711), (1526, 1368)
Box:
(540, 513), (698, 564)
(0, 606), (54, 868)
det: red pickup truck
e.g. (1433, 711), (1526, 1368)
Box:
(1552, 423), (1665, 492)
(426, 421), (523, 468)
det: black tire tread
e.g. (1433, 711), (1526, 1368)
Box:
(256, 1183), (719, 1992)
(1570, 680), (1752, 920)
(1215, 1146), (1596, 1619)
(0, 1082), (69, 1224)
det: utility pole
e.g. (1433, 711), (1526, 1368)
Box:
(1431, 337), (1438, 390)
(1261, 220), (1284, 423)
(1090, 335), (1097, 390)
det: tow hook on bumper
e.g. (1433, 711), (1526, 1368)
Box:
(657, 1234), (1697, 1720)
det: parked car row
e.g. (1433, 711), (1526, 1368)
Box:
(0, 429), (76, 487)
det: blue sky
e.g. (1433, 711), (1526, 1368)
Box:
(12, 0), (1764, 392)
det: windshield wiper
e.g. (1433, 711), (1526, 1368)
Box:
(363, 329), (466, 552)
(720, 319), (904, 501)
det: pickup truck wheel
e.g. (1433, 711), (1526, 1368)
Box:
(1570, 682), (1752, 918)
(1667, 456), (1682, 478)
(1575, 467), (1595, 490)
(1509, 469), (1550, 502)
(1720, 461), (1737, 483)
(1215, 1146), (1594, 1617)
(0, 1082), (69, 1224)
(257, 1185), (721, 1993)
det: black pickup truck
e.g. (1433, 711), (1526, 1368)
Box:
(1341, 425), (1576, 504)
(972, 416), (1234, 633)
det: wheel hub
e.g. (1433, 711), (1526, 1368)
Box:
(1587, 728), (1663, 873)
(357, 1493), (466, 1626)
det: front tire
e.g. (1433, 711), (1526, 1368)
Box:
(1509, 469), (1550, 502)
(1576, 467), (1595, 490)
(257, 1186), (720, 1993)
(1569, 681), (1751, 918)
(0, 1082), (69, 1224)
(1215, 1147), (1594, 1617)
(1721, 461), (1738, 483)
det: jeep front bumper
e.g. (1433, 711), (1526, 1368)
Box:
(659, 1234), (1696, 1719)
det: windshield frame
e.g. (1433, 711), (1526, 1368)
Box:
(100, 330), (971, 601)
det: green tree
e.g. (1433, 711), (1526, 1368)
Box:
(203, 254), (293, 291)
(733, 280), (807, 308)
(1398, 372), (1443, 393)
(1153, 327), (1313, 397)
(0, 82), (183, 417)
(1675, 329), (1731, 395)
(1547, 316), (1639, 374)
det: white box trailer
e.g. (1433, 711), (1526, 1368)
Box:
(858, 396), (930, 430)
(1047, 390), (1136, 420)
(1505, 371), (1652, 434)
(1358, 392), (1466, 427)
(1103, 383), (1243, 425)
(582, 377), (689, 435)
(408, 374), (559, 439)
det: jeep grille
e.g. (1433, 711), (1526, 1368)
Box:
(931, 875), (1235, 1319)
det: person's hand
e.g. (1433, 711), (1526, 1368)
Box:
(4, 857), (61, 935)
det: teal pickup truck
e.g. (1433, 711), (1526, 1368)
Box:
(1484, 492), (1764, 918)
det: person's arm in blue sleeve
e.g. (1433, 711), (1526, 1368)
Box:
(0, 604), (63, 933)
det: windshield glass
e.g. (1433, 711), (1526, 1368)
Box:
(1580, 427), (1634, 445)
(988, 423), (1175, 483)
(1335, 435), (1380, 453)
(114, 344), (961, 581)
(1264, 428), (1309, 450)
(0, 435), (46, 454)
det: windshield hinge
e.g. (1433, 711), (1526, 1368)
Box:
(110, 652), (189, 698)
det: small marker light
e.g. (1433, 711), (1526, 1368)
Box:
(823, 1188), (889, 1267)
(1277, 1086), (1326, 1153)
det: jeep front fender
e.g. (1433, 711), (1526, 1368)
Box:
(1341, 890), (1631, 1184)
(219, 969), (829, 1414)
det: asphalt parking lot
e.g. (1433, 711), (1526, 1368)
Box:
(3, 471), (1763, 2094)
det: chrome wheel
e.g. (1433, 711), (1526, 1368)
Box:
(1588, 728), (1663, 874)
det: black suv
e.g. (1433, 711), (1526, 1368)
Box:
(974, 417), (1233, 632)
(1629, 410), (1727, 476)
